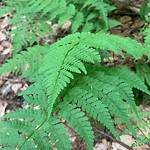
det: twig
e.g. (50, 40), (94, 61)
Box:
(93, 127), (133, 150)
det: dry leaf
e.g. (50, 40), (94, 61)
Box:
(0, 31), (6, 41)
(0, 45), (3, 51)
(0, 102), (7, 117)
(94, 143), (108, 150)
(62, 20), (71, 30)
(112, 135), (134, 150)
(20, 83), (28, 91)
(0, 79), (3, 86)
(133, 145), (149, 150)
(0, 16), (9, 29)
(1, 83), (11, 96)
(2, 48), (11, 55)
(2, 41), (12, 48)
(11, 83), (22, 94)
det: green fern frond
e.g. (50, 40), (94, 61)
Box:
(127, 107), (150, 147)
(107, 18), (122, 29)
(57, 101), (94, 150)
(0, 32), (146, 115)
(64, 86), (119, 138)
(58, 4), (76, 25)
(0, 129), (36, 149)
(2, 0), (119, 52)
(41, 118), (72, 150)
(0, 32), (148, 149)
(0, 111), (71, 150)
(99, 65), (150, 94)
(0, 45), (48, 78)
(40, 34), (100, 115)
(144, 26), (150, 46)
(71, 12), (84, 33)
(53, 32), (145, 59)
(39, 32), (145, 116)
(81, 33), (145, 59)
(136, 62), (150, 86)
(88, 65), (138, 115)
(20, 76), (48, 108)
(63, 65), (140, 137)
(1, 1), (149, 149)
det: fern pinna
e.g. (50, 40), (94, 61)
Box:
(0, 0), (120, 53)
(0, 32), (149, 149)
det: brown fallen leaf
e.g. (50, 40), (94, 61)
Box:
(0, 16), (10, 29)
(1, 83), (11, 96)
(0, 101), (8, 117)
(2, 41), (12, 48)
(0, 45), (3, 51)
(0, 31), (6, 41)
(133, 145), (149, 150)
(11, 83), (22, 94)
(2, 48), (12, 55)
(94, 143), (108, 150)
(112, 135), (134, 150)
(62, 20), (71, 31)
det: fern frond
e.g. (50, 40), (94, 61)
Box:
(0, 110), (71, 150)
(2, 0), (119, 53)
(40, 32), (145, 116)
(64, 86), (119, 138)
(63, 65), (139, 137)
(107, 18), (122, 29)
(88, 65), (138, 115)
(0, 45), (48, 78)
(0, 128), (36, 149)
(0, 32), (145, 116)
(10, 12), (51, 52)
(71, 12), (84, 33)
(40, 34), (100, 115)
(136, 62), (150, 86)
(53, 32), (145, 59)
(99, 65), (150, 94)
(127, 107), (150, 147)
(81, 33), (145, 59)
(19, 75), (48, 108)
(57, 101), (94, 150)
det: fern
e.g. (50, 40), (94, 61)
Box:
(136, 62), (150, 86)
(0, 109), (71, 150)
(64, 65), (137, 136)
(0, 45), (49, 78)
(0, 32), (145, 75)
(1, 0), (120, 53)
(120, 106), (150, 147)
(0, 30), (149, 149)
(57, 101), (94, 150)
(0, 32), (146, 114)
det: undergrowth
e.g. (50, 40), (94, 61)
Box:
(0, 0), (121, 53)
(0, 0), (150, 149)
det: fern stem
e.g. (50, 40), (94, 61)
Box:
(47, 41), (80, 116)
(19, 118), (47, 149)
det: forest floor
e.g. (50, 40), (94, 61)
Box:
(0, 1), (150, 150)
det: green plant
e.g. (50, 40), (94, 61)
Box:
(134, 13), (150, 105)
(0, 0), (150, 149)
(0, 32), (149, 149)
(132, 110), (150, 147)
(0, 0), (120, 53)
(115, 105), (150, 147)
(140, 0), (150, 21)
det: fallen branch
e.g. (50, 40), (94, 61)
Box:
(93, 127), (133, 150)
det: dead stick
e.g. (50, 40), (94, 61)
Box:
(93, 127), (133, 150)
